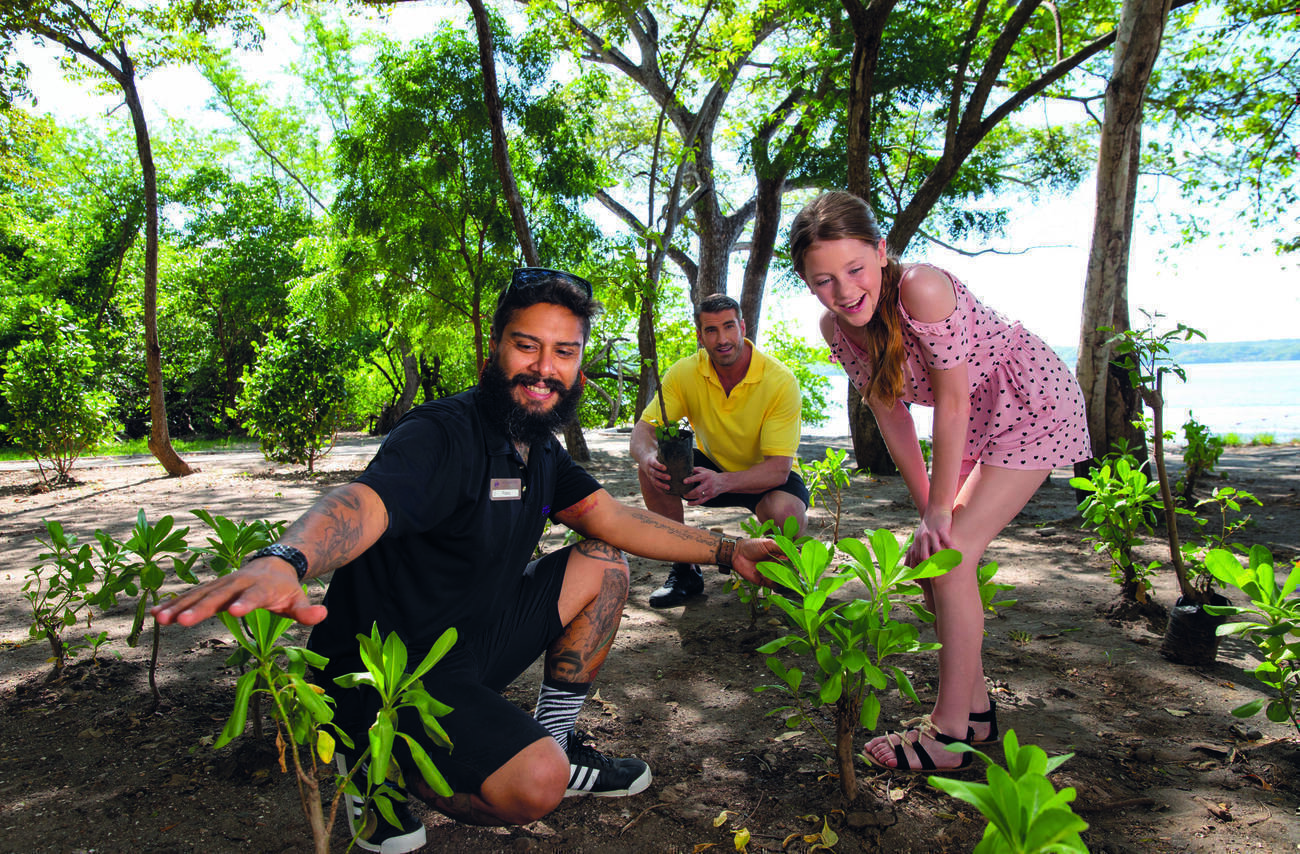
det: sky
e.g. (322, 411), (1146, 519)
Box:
(16, 6), (1298, 351)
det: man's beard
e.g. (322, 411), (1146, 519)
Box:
(479, 358), (584, 447)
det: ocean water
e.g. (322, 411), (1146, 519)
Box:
(805, 360), (1300, 443)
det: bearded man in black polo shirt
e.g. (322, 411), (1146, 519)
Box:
(154, 269), (778, 850)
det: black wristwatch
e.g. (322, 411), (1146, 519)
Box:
(250, 544), (309, 581)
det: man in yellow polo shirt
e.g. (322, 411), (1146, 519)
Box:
(631, 294), (809, 608)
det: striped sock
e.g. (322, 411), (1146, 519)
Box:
(534, 677), (590, 752)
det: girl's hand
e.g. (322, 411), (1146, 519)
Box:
(907, 507), (954, 566)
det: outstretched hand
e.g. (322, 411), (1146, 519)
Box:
(151, 559), (328, 628)
(729, 537), (785, 587)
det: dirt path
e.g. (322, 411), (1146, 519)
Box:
(1, 433), (1297, 853)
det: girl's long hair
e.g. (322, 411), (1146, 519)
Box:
(790, 191), (907, 405)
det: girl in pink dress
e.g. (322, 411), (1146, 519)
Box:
(789, 191), (1091, 771)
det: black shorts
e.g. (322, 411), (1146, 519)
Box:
(324, 546), (570, 794)
(693, 450), (810, 512)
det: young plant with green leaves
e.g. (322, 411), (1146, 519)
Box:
(798, 447), (853, 542)
(217, 613), (456, 854)
(191, 509), (288, 577)
(22, 520), (98, 674)
(1180, 487), (1261, 596)
(112, 512), (199, 705)
(756, 529), (959, 802)
(732, 516), (806, 625)
(653, 418), (691, 442)
(1106, 312), (1209, 605)
(929, 730), (1088, 854)
(977, 561), (1017, 619)
(1204, 546), (1300, 735)
(1069, 453), (1163, 603)
(1178, 413), (1225, 503)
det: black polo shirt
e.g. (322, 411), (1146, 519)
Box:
(307, 388), (601, 667)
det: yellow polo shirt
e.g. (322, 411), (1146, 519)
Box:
(641, 342), (802, 473)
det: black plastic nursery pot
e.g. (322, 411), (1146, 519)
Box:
(1159, 591), (1231, 666)
(657, 429), (695, 498)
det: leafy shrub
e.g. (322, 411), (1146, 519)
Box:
(1180, 487), (1261, 596)
(23, 520), (98, 672)
(756, 529), (959, 801)
(929, 730), (1088, 853)
(218, 616), (455, 851)
(1205, 546), (1300, 735)
(764, 320), (831, 427)
(1, 304), (117, 484)
(1178, 413), (1224, 502)
(1069, 454), (1162, 603)
(237, 319), (350, 472)
(798, 447), (853, 541)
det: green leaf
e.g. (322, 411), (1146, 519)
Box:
(819, 672), (843, 704)
(861, 691), (881, 729)
(1023, 807), (1089, 850)
(368, 711), (397, 791)
(400, 733), (453, 797)
(408, 627), (458, 682)
(215, 669), (260, 749)
(290, 674), (333, 724)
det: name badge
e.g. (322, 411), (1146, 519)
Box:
(490, 478), (522, 500)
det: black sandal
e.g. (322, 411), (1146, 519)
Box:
(970, 695), (999, 745)
(864, 717), (972, 773)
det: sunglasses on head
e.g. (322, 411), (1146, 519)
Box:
(509, 267), (594, 299)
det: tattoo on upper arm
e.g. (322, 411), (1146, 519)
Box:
(304, 487), (368, 570)
(555, 493), (600, 525)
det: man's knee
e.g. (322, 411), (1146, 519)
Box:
(480, 740), (568, 823)
(757, 492), (808, 533)
(574, 539), (629, 575)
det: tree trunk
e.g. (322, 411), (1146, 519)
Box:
(375, 345), (421, 434)
(1076, 0), (1170, 470)
(842, 0), (897, 470)
(738, 172), (784, 340)
(123, 70), (192, 476)
(843, 0), (897, 199)
(468, 0), (537, 266)
(634, 298), (659, 420)
(835, 695), (860, 802)
(848, 387), (896, 475)
(469, 0), (588, 460)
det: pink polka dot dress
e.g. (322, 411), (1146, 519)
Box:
(830, 271), (1092, 470)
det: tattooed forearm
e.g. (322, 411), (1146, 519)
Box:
(619, 505), (717, 550)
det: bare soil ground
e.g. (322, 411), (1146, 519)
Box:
(1, 433), (1298, 854)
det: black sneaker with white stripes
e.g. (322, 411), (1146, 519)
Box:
(336, 752), (427, 853)
(563, 730), (652, 798)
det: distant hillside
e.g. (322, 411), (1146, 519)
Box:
(1051, 339), (1300, 365)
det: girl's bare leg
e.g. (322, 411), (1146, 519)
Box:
(866, 464), (1049, 769)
